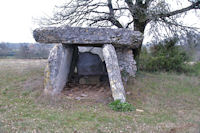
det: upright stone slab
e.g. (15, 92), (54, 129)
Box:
(44, 44), (74, 95)
(116, 48), (137, 82)
(102, 44), (126, 102)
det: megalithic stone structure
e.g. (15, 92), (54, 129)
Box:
(33, 26), (143, 102)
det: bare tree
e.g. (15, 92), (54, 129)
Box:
(41, 0), (200, 62)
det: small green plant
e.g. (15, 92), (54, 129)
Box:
(108, 100), (135, 112)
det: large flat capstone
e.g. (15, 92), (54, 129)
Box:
(33, 26), (143, 48)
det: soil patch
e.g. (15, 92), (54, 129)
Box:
(62, 83), (113, 103)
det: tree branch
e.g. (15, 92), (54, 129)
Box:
(126, 20), (134, 28)
(107, 0), (123, 28)
(124, 0), (136, 16)
(156, 1), (200, 19)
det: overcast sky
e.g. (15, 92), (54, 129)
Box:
(0, 0), (199, 43)
(0, 0), (64, 43)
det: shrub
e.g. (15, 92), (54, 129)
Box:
(139, 37), (191, 73)
(108, 100), (135, 112)
(190, 62), (200, 76)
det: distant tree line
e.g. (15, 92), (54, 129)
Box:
(0, 43), (54, 59)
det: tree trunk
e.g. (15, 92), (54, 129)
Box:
(133, 19), (146, 67)
(132, 42), (142, 65)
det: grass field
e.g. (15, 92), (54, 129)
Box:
(0, 59), (200, 133)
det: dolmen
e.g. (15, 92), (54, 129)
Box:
(33, 26), (143, 102)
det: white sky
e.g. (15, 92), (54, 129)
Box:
(0, 0), (63, 43)
(0, 0), (199, 43)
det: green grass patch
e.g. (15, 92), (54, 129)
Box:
(108, 100), (136, 112)
(138, 112), (176, 125)
(0, 59), (200, 132)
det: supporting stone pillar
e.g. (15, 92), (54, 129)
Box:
(116, 48), (137, 82)
(102, 44), (126, 102)
(44, 44), (74, 95)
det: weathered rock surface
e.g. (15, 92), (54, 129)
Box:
(77, 52), (107, 76)
(102, 44), (126, 102)
(44, 44), (74, 95)
(116, 48), (137, 82)
(33, 26), (143, 48)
